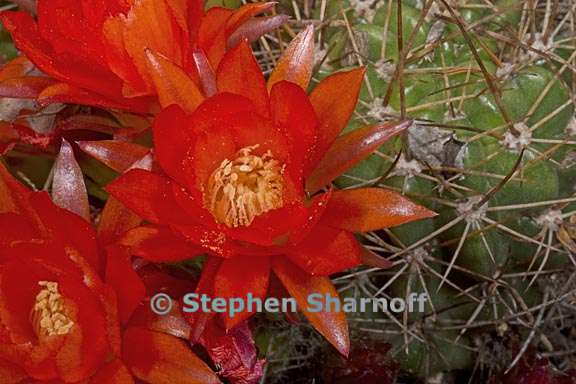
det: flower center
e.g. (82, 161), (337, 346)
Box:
(31, 281), (74, 337)
(206, 145), (285, 228)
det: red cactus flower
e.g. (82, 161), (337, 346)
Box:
(0, 1), (285, 112)
(0, 164), (225, 384)
(105, 28), (435, 356)
(0, 163), (119, 383)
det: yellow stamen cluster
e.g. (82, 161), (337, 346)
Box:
(31, 281), (74, 337)
(206, 145), (285, 228)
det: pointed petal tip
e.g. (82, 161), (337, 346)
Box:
(321, 188), (436, 233)
(349, 65), (367, 80)
(268, 23), (315, 90)
(329, 329), (350, 357)
(408, 194), (437, 220)
(221, 306), (256, 332)
(385, 118), (414, 133)
(340, 343), (350, 358)
(237, 1), (277, 16)
(300, 24), (315, 42)
(370, 118), (413, 145)
(227, 14), (291, 49)
(255, 2), (278, 12)
(144, 48), (204, 112)
(222, 318), (238, 333)
(305, 119), (413, 194)
(361, 247), (393, 270)
(52, 138), (90, 221)
(272, 258), (350, 359)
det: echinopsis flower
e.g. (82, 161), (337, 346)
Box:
(0, 0), (286, 112)
(105, 27), (436, 355)
(0, 164), (116, 383)
(0, 162), (261, 384)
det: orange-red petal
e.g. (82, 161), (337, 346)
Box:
(0, 161), (32, 215)
(213, 256), (270, 329)
(122, 327), (220, 384)
(268, 25), (315, 91)
(228, 15), (289, 48)
(89, 359), (134, 384)
(109, 0), (188, 96)
(225, 2), (275, 35)
(0, 56), (35, 81)
(197, 7), (233, 67)
(287, 225), (362, 276)
(0, 11), (80, 85)
(28, 192), (102, 272)
(321, 188), (437, 233)
(120, 225), (204, 262)
(361, 247), (393, 270)
(216, 40), (268, 116)
(272, 257), (349, 356)
(129, 300), (192, 341)
(192, 49), (217, 96)
(0, 213), (36, 251)
(0, 76), (56, 98)
(77, 140), (150, 173)
(185, 256), (222, 343)
(188, 92), (258, 133)
(102, 16), (149, 98)
(0, 358), (27, 384)
(145, 49), (204, 113)
(38, 82), (151, 112)
(106, 169), (194, 226)
(308, 67), (365, 168)
(105, 245), (146, 325)
(152, 104), (193, 186)
(305, 120), (412, 193)
(98, 196), (143, 246)
(270, 80), (318, 174)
